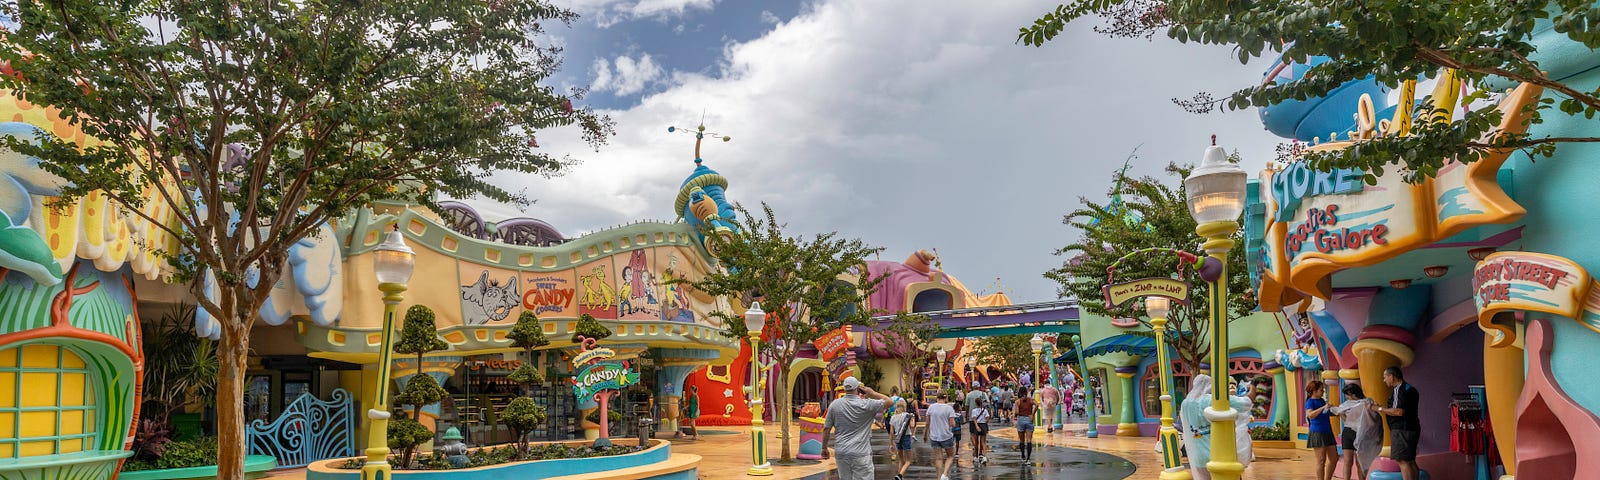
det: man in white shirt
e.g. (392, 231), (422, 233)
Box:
(925, 392), (959, 480)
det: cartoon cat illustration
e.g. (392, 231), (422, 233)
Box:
(460, 271), (519, 325)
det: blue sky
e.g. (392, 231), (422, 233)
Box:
(467, 0), (1291, 303)
(552, 0), (808, 109)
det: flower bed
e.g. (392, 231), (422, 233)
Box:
(307, 439), (671, 480)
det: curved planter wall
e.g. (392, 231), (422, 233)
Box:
(306, 440), (674, 480)
(116, 455), (278, 480)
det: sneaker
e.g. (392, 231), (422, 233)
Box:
(940, 476), (950, 480)
(894, 475), (903, 480)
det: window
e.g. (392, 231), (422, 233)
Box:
(0, 344), (97, 457)
(1141, 361), (1195, 418)
(1227, 358), (1273, 422)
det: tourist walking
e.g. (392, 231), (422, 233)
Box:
(1014, 386), (1038, 460)
(889, 397), (919, 480)
(1379, 367), (1422, 480)
(997, 384), (1015, 424)
(821, 377), (893, 480)
(1304, 380), (1337, 480)
(682, 386), (700, 440)
(970, 397), (992, 464)
(925, 392), (959, 480)
(1040, 383), (1060, 432)
(1330, 383), (1381, 480)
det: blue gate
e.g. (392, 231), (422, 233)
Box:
(246, 388), (356, 468)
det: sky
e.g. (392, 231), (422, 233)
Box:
(458, 0), (1289, 303)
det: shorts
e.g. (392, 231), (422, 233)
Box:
(1017, 417), (1035, 433)
(1340, 428), (1356, 450)
(835, 454), (875, 480)
(896, 435), (913, 451)
(970, 422), (989, 436)
(1391, 429), (1420, 461)
(1307, 431), (1337, 448)
(932, 438), (955, 449)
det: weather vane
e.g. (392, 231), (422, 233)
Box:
(667, 116), (731, 165)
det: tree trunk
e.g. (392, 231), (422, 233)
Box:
(215, 316), (250, 480)
(777, 372), (792, 462)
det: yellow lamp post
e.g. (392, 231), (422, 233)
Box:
(362, 229), (415, 480)
(1185, 141), (1248, 480)
(935, 348), (947, 389)
(1147, 296), (1192, 480)
(744, 302), (773, 476)
(1029, 335), (1045, 406)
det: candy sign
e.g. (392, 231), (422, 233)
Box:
(814, 326), (853, 362)
(572, 363), (639, 400)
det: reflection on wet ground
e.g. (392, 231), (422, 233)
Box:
(799, 430), (1137, 479)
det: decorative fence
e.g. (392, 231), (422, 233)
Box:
(246, 388), (356, 468)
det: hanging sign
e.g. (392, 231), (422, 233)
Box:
(1103, 277), (1190, 309)
(1473, 252), (1600, 346)
(571, 347), (616, 369)
(827, 351), (857, 382)
(571, 362), (639, 400)
(814, 326), (853, 362)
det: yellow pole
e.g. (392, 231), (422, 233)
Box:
(1198, 220), (1244, 480)
(1153, 312), (1192, 480)
(748, 332), (773, 476)
(361, 282), (406, 480)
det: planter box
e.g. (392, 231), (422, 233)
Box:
(1252, 440), (1298, 449)
(117, 455), (277, 480)
(306, 439), (688, 480)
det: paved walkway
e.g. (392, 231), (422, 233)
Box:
(256, 420), (1325, 480)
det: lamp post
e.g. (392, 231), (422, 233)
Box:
(1147, 296), (1191, 480)
(744, 302), (773, 476)
(935, 348), (947, 390)
(1185, 141), (1248, 480)
(1029, 335), (1045, 407)
(361, 229), (415, 480)
(1072, 334), (1097, 438)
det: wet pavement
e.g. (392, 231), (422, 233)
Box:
(798, 429), (1137, 480)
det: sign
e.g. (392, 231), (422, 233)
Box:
(1473, 252), (1595, 346)
(571, 362), (639, 400)
(1252, 83), (1543, 309)
(467, 359), (522, 371)
(814, 326), (853, 362)
(1282, 205), (1388, 255)
(827, 351), (857, 382)
(1103, 277), (1190, 309)
(571, 347), (616, 369)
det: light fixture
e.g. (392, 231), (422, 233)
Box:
(1423, 265), (1449, 278)
(1184, 140), (1249, 224)
(1468, 247), (1497, 262)
(1145, 296), (1172, 319)
(1390, 279), (1412, 289)
(372, 228), (416, 284)
(743, 301), (766, 334)
(1029, 334), (1045, 353)
(935, 348), (946, 362)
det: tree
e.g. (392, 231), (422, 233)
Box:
(1043, 162), (1255, 373)
(0, 1), (614, 477)
(500, 397), (547, 457)
(678, 203), (885, 462)
(392, 305), (448, 468)
(1019, 1), (1600, 181)
(570, 313), (613, 344)
(873, 312), (940, 392)
(507, 312), (549, 394)
(966, 335), (1036, 381)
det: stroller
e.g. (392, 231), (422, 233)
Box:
(1070, 393), (1087, 417)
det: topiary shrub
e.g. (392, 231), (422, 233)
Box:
(391, 305), (447, 468)
(507, 312), (549, 394)
(395, 375), (447, 415)
(507, 364), (544, 386)
(570, 314), (612, 344)
(501, 397), (548, 456)
(387, 418), (435, 467)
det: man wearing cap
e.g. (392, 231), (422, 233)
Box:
(822, 377), (893, 480)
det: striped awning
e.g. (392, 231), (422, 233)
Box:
(1054, 334), (1157, 363)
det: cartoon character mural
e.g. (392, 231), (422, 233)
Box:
(578, 258), (619, 318)
(459, 270), (520, 325)
(660, 252), (695, 323)
(618, 249), (662, 320)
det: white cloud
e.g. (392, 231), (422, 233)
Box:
(591, 53), (665, 96)
(759, 10), (780, 25)
(561, 0), (716, 28)
(468, 0), (1286, 301)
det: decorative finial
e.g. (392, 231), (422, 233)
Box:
(1211, 134), (1216, 146)
(668, 121), (731, 166)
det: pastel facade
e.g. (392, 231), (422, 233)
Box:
(1244, 12), (1600, 479)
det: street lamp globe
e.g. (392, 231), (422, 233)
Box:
(1184, 144), (1248, 224)
(372, 229), (415, 284)
(743, 301), (766, 334)
(1145, 296), (1171, 319)
(1029, 334), (1045, 354)
(936, 347), (946, 362)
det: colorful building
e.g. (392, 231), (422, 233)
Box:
(1243, 14), (1600, 480)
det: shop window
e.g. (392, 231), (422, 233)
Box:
(1227, 358), (1273, 422)
(1088, 369), (1110, 416)
(0, 344), (97, 457)
(1141, 361), (1195, 419)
